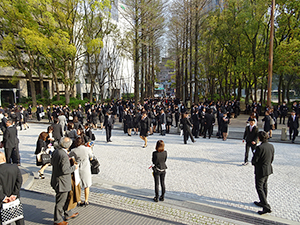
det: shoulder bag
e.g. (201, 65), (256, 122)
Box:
(90, 156), (100, 174)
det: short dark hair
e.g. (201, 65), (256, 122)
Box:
(155, 140), (165, 152)
(258, 131), (269, 142)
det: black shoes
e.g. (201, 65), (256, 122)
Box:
(258, 208), (272, 215)
(153, 196), (164, 202)
(254, 201), (263, 207)
(254, 201), (272, 215)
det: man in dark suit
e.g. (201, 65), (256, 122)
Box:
(51, 137), (79, 225)
(242, 118), (258, 165)
(52, 118), (63, 143)
(203, 109), (215, 139)
(2, 119), (20, 164)
(287, 110), (299, 143)
(103, 111), (115, 142)
(0, 152), (24, 225)
(252, 131), (275, 215)
(279, 102), (288, 124)
(1, 113), (8, 134)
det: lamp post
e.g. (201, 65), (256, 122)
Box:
(267, 0), (275, 108)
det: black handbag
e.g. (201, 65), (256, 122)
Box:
(90, 156), (100, 174)
(41, 153), (51, 165)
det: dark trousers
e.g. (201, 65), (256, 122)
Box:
(280, 114), (286, 124)
(175, 116), (179, 127)
(203, 125), (213, 138)
(153, 171), (166, 198)
(244, 143), (256, 163)
(5, 147), (20, 164)
(184, 128), (194, 144)
(192, 123), (199, 137)
(199, 123), (205, 135)
(106, 126), (112, 141)
(255, 175), (271, 210)
(54, 191), (74, 223)
(289, 127), (298, 141)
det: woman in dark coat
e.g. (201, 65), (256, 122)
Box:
(140, 111), (150, 148)
(84, 123), (93, 143)
(221, 112), (230, 141)
(181, 112), (195, 144)
(152, 140), (167, 202)
(91, 109), (98, 129)
(125, 110), (133, 136)
(98, 108), (105, 129)
(35, 132), (50, 179)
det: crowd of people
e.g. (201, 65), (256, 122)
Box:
(0, 97), (298, 223)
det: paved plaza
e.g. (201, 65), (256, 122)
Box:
(7, 117), (300, 224)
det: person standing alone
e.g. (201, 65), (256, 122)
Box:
(242, 118), (258, 165)
(287, 110), (299, 143)
(252, 131), (274, 215)
(152, 140), (167, 202)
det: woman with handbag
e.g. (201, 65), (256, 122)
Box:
(152, 140), (167, 202)
(35, 132), (51, 179)
(69, 137), (93, 206)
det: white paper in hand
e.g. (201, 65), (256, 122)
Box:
(74, 168), (80, 186)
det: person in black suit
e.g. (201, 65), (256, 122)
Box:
(139, 111), (150, 148)
(1, 113), (8, 134)
(252, 131), (274, 215)
(181, 112), (195, 144)
(103, 111), (115, 142)
(287, 110), (299, 143)
(52, 118), (63, 143)
(279, 102), (288, 124)
(51, 137), (79, 225)
(203, 109), (215, 139)
(191, 109), (200, 138)
(152, 140), (167, 202)
(2, 119), (20, 164)
(0, 152), (24, 225)
(242, 118), (258, 165)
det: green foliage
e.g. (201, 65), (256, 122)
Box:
(68, 98), (86, 109)
(122, 93), (134, 100)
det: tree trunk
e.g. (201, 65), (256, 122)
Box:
(237, 78), (242, 100)
(278, 75), (282, 104)
(134, 0), (140, 102)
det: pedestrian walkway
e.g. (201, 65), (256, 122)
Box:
(20, 171), (294, 225)
(13, 116), (300, 225)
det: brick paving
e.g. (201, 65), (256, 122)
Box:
(11, 115), (300, 224)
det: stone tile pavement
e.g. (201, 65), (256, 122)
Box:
(7, 115), (300, 225)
